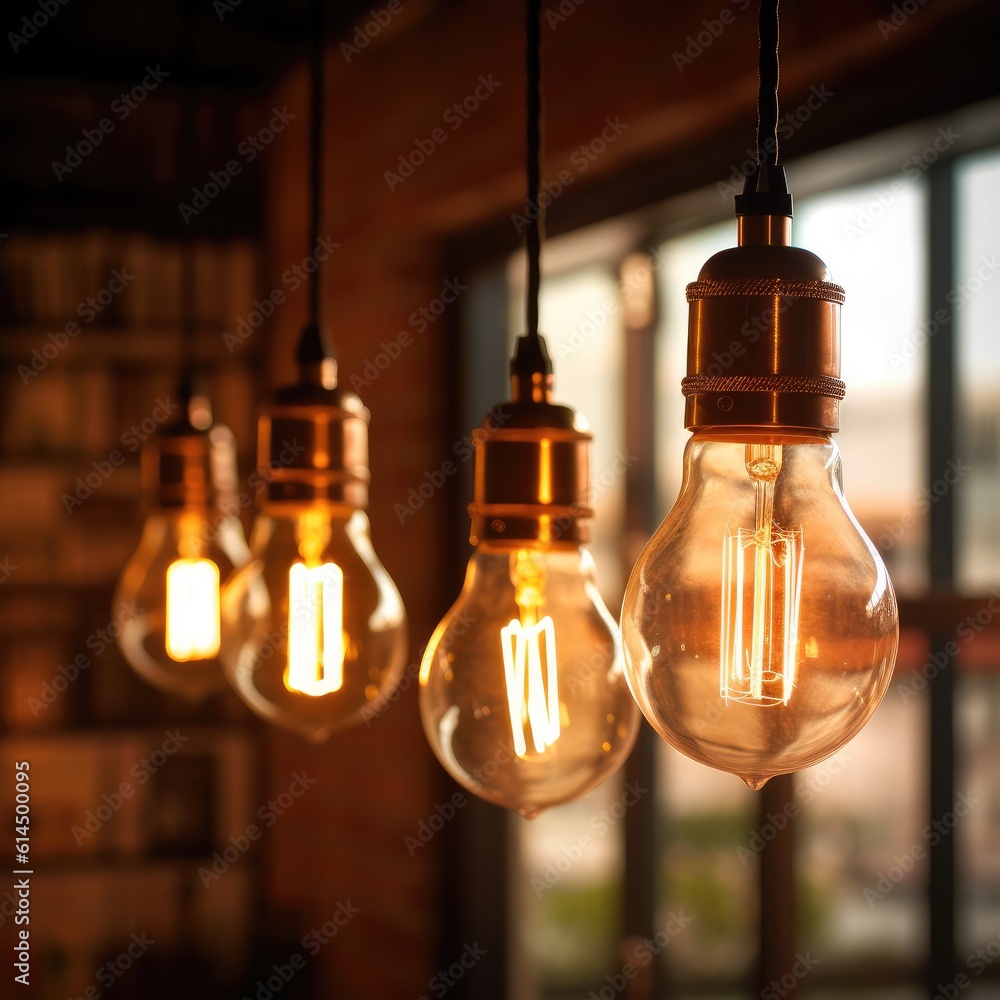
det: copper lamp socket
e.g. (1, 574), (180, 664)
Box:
(468, 373), (593, 547)
(682, 214), (846, 434)
(257, 360), (371, 510)
(142, 409), (239, 510)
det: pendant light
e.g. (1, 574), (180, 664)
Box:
(115, 12), (252, 700)
(220, 0), (408, 743)
(418, 0), (640, 819)
(620, 0), (898, 789)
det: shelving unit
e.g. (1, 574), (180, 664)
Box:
(1, 216), (270, 998)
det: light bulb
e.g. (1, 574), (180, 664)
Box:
(222, 505), (406, 741)
(220, 340), (407, 742)
(419, 341), (639, 818)
(622, 432), (897, 788)
(115, 407), (250, 700)
(621, 205), (898, 789)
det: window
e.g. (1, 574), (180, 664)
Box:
(465, 105), (1000, 1000)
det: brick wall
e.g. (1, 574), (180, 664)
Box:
(2, 1), (998, 997)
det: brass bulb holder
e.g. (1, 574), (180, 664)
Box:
(682, 213), (846, 434)
(469, 347), (592, 548)
(142, 403), (239, 511)
(257, 355), (371, 510)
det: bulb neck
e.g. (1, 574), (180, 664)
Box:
(737, 214), (790, 247)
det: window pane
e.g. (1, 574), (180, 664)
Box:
(532, 265), (627, 601)
(956, 147), (1000, 592)
(794, 182), (927, 596)
(510, 777), (627, 999)
(956, 673), (1000, 964)
(505, 260), (629, 1000)
(655, 220), (732, 517)
(657, 744), (758, 995)
(796, 680), (927, 983)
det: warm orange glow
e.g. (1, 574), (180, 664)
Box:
(165, 558), (221, 661)
(284, 562), (345, 696)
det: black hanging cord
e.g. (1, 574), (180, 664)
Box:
(512, 0), (552, 383)
(735, 0), (792, 217)
(178, 0), (198, 409)
(756, 0), (779, 166)
(525, 0), (541, 344)
(307, 0), (323, 328)
(297, 0), (334, 367)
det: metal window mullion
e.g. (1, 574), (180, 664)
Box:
(927, 157), (957, 998)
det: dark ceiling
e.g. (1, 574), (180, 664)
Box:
(2, 0), (378, 89)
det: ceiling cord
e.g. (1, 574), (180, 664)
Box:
(756, 0), (780, 165)
(511, 0), (553, 385)
(296, 0), (334, 369)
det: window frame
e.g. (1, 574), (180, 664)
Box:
(447, 103), (1000, 1000)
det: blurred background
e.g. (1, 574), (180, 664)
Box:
(2, 1), (999, 998)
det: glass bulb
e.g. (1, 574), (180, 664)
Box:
(221, 506), (407, 743)
(115, 509), (250, 699)
(420, 542), (640, 819)
(621, 432), (898, 789)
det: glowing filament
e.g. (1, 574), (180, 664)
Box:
(720, 444), (804, 706)
(165, 558), (220, 661)
(285, 562), (345, 696)
(501, 614), (560, 757)
(500, 550), (561, 757)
